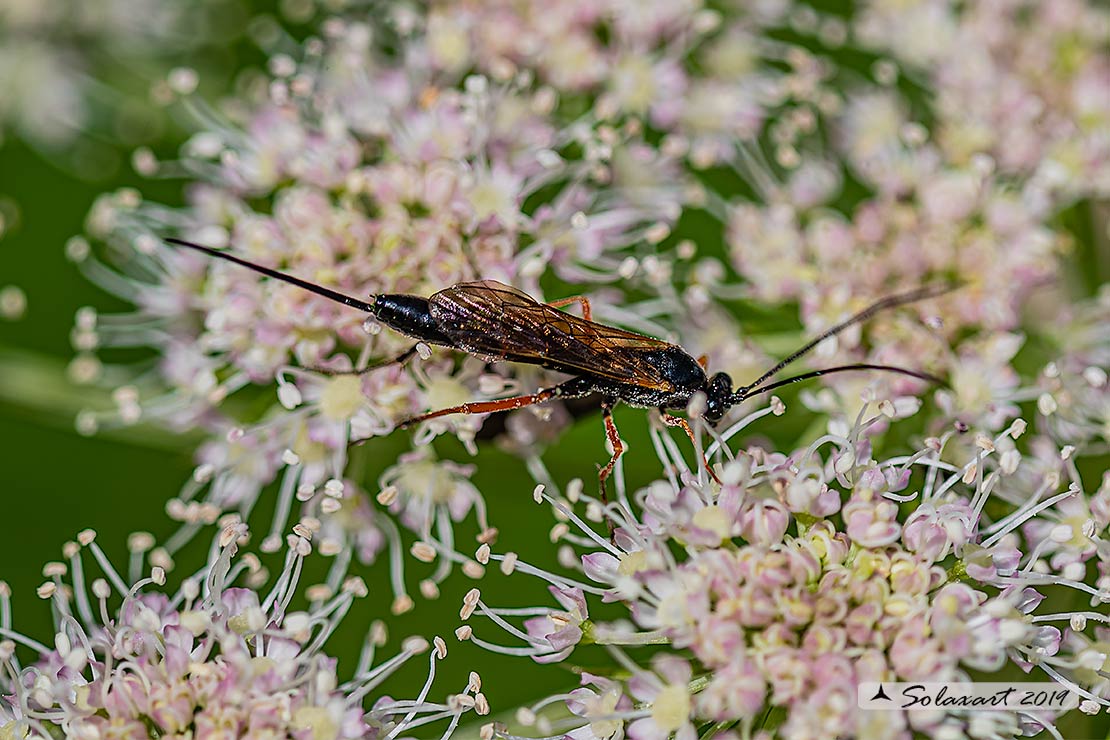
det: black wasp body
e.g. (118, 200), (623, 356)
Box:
(166, 237), (947, 484)
(374, 288), (715, 413)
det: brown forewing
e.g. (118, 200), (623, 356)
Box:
(428, 280), (676, 391)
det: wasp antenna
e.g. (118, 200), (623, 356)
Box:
(738, 282), (959, 395)
(735, 363), (946, 402)
(164, 237), (378, 314)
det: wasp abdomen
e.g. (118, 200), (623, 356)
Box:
(373, 295), (455, 346)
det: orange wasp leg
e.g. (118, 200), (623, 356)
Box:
(546, 295), (593, 321)
(598, 399), (625, 488)
(596, 399), (624, 537)
(398, 385), (562, 427)
(660, 411), (722, 484)
(310, 344), (420, 376)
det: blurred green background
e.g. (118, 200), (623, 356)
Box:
(1, 2), (1108, 738)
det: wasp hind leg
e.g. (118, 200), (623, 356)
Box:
(660, 410), (722, 485)
(309, 344), (420, 376)
(396, 376), (596, 428)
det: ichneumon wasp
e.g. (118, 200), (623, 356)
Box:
(166, 237), (949, 488)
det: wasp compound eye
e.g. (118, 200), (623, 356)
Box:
(709, 372), (733, 394)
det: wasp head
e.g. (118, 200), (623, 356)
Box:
(703, 372), (734, 423)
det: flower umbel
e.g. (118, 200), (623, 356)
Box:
(466, 401), (1109, 740)
(0, 521), (485, 739)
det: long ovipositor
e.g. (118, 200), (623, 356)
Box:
(166, 237), (455, 345)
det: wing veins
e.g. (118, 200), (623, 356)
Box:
(428, 281), (674, 390)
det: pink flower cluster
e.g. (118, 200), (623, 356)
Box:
(716, 0), (1109, 429)
(463, 400), (1109, 739)
(727, 167), (1060, 429)
(57, 3), (1110, 737)
(0, 522), (485, 739)
(856, 0), (1110, 198)
(70, 6), (703, 565)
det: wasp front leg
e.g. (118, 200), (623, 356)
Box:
(660, 410), (722, 484)
(598, 398), (625, 487)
